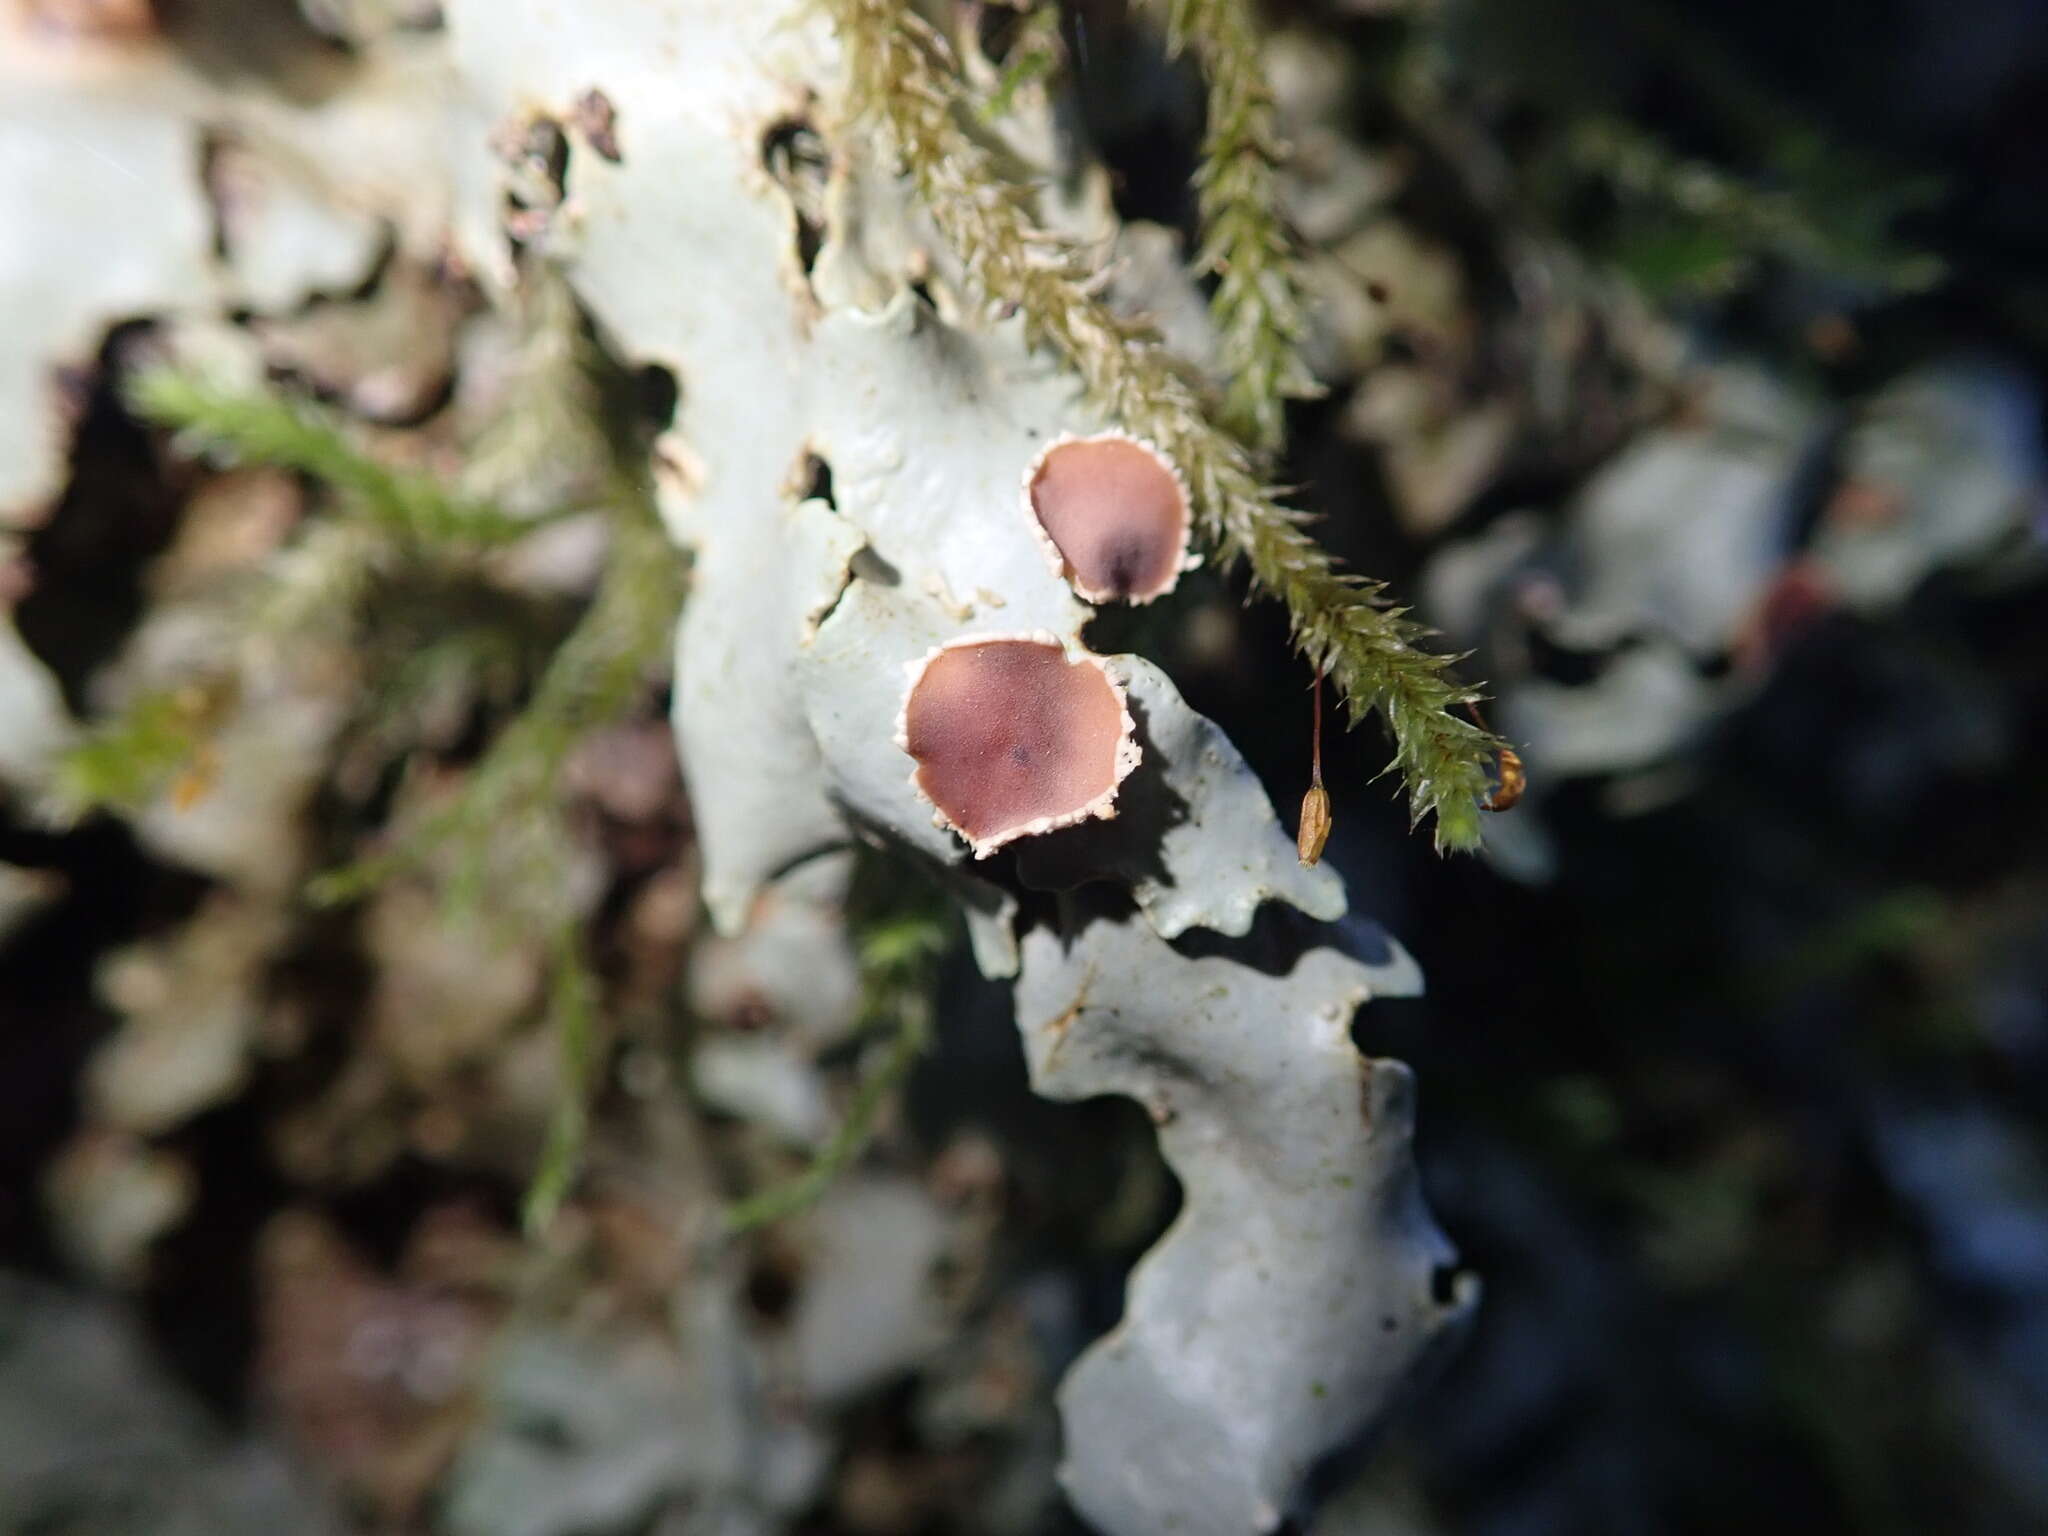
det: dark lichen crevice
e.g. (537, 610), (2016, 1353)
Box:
(570, 85), (622, 163)
(496, 111), (571, 248)
(793, 447), (884, 636)
(632, 361), (680, 435)
(761, 113), (831, 278)
(800, 450), (835, 509)
(14, 322), (190, 713)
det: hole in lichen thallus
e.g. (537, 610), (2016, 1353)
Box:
(497, 113), (570, 252)
(524, 119), (571, 193)
(197, 130), (232, 263)
(975, 2), (1032, 65)
(633, 363), (679, 434)
(799, 451), (835, 508)
(570, 86), (622, 164)
(1430, 1261), (1466, 1306)
(15, 322), (187, 712)
(761, 114), (829, 276)
(743, 1238), (802, 1326)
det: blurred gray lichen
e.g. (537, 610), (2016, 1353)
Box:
(0, 1273), (337, 1535)
(1421, 356), (2045, 878)
(0, 2), (447, 524)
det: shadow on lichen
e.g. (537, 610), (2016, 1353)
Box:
(1170, 900), (1406, 981)
(1008, 691), (1184, 900)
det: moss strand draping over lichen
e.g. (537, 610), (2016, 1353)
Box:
(824, 0), (1501, 849)
(1141, 0), (1320, 453)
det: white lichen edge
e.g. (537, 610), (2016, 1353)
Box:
(891, 629), (1141, 859)
(1019, 430), (1202, 605)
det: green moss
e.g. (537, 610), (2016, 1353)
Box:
(720, 862), (952, 1233)
(45, 682), (231, 826)
(824, 0), (1503, 850)
(1142, 0), (1321, 453)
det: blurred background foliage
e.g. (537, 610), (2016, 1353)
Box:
(3, 0), (2047, 1532)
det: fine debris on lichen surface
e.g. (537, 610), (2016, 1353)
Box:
(826, 0), (1504, 851)
(1140, 0), (1323, 454)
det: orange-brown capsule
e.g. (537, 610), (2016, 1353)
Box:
(1483, 745), (1525, 813)
(1298, 662), (1331, 865)
(169, 742), (220, 812)
(1297, 783), (1331, 866)
(1462, 698), (1524, 814)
